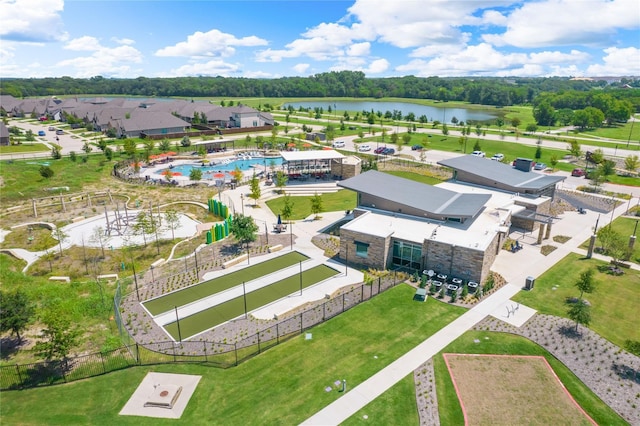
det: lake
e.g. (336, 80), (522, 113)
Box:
(283, 100), (498, 124)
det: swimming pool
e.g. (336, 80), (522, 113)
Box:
(161, 156), (283, 177)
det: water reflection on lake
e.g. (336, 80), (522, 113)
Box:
(284, 100), (498, 123)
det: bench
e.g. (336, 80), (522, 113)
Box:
(222, 253), (248, 269)
(268, 244), (284, 253)
(97, 274), (119, 281)
(49, 276), (71, 283)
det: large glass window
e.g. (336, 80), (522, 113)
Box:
(392, 240), (422, 269)
(355, 241), (369, 258)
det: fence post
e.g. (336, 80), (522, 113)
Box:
(234, 343), (238, 366)
(323, 302), (326, 320)
(15, 365), (23, 386)
(342, 293), (345, 312)
(378, 277), (381, 294)
(299, 313), (303, 333)
(203, 341), (207, 362)
(276, 324), (280, 344)
(258, 332), (261, 354)
(100, 352), (107, 374)
(136, 343), (140, 365)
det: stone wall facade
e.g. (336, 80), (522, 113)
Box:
(340, 228), (391, 270)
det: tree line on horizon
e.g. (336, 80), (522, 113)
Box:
(2, 71), (639, 111)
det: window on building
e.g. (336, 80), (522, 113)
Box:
(355, 241), (369, 258)
(392, 240), (422, 269)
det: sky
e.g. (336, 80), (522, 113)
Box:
(1, 0), (639, 79)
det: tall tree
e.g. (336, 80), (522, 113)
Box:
(567, 299), (591, 333)
(229, 214), (258, 250)
(274, 170), (288, 194)
(533, 101), (556, 126)
(281, 194), (294, 222)
(89, 226), (111, 258)
(164, 209), (180, 241)
(34, 309), (80, 361)
(189, 168), (202, 182)
(310, 192), (323, 219)
(248, 174), (261, 206)
(0, 289), (34, 342)
(574, 268), (596, 299)
(52, 227), (68, 256)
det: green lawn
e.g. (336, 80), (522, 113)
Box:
(512, 252), (640, 348)
(0, 143), (51, 153)
(143, 251), (309, 316)
(342, 374), (419, 425)
(164, 264), (339, 340)
(265, 189), (357, 220)
(579, 216), (640, 263)
(0, 155), (116, 202)
(0, 285), (465, 425)
(433, 331), (627, 426)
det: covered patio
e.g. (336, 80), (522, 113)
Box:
(280, 150), (346, 181)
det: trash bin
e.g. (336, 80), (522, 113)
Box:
(525, 276), (535, 290)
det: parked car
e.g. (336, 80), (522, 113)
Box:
(571, 168), (586, 177)
(382, 148), (395, 155)
(411, 144), (423, 151)
(38, 116), (47, 121)
(471, 151), (486, 157)
(48, 126), (55, 131)
(533, 162), (547, 171)
(491, 153), (504, 161)
(55, 129), (64, 135)
(374, 146), (386, 154)
(37, 130), (46, 136)
(332, 140), (345, 148)
(358, 144), (371, 152)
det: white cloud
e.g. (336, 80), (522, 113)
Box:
(483, 0), (640, 48)
(396, 43), (592, 77)
(347, 42), (370, 57)
(481, 10), (508, 27)
(155, 29), (267, 57)
(56, 44), (144, 78)
(0, 0), (68, 42)
(163, 59), (241, 77)
(366, 58), (390, 74)
(587, 47), (640, 75)
(111, 37), (135, 46)
(292, 63), (310, 74)
(64, 36), (102, 51)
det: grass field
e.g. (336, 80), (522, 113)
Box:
(143, 251), (309, 316)
(0, 285), (465, 425)
(0, 143), (51, 153)
(164, 264), (339, 340)
(433, 331), (626, 426)
(265, 189), (357, 220)
(512, 252), (640, 348)
(578, 216), (640, 263)
(444, 354), (594, 425)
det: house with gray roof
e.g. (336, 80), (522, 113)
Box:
(335, 170), (524, 283)
(109, 110), (190, 138)
(437, 155), (565, 198)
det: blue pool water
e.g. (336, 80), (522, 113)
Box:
(161, 156), (282, 177)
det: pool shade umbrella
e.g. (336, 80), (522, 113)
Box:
(287, 143), (296, 148)
(213, 172), (225, 180)
(277, 214), (282, 225)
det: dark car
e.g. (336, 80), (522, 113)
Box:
(55, 129), (64, 135)
(374, 146), (386, 154)
(37, 130), (46, 136)
(382, 148), (395, 155)
(411, 144), (423, 151)
(571, 168), (586, 177)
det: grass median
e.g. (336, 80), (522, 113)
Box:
(164, 264), (339, 340)
(143, 251), (309, 316)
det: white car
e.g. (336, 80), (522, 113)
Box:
(358, 144), (371, 152)
(471, 150), (486, 157)
(332, 141), (345, 148)
(491, 153), (504, 161)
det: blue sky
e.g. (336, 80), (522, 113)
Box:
(1, 0), (639, 79)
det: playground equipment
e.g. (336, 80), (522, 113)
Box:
(206, 198), (233, 243)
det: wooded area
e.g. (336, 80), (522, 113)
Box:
(2, 71), (639, 111)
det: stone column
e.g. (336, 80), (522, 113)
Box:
(537, 223), (545, 244)
(32, 199), (37, 218)
(544, 219), (552, 240)
(628, 235), (636, 260)
(586, 234), (597, 258)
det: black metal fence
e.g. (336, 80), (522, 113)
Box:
(1, 273), (403, 390)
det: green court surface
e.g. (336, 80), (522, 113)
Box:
(143, 251), (309, 316)
(164, 264), (339, 340)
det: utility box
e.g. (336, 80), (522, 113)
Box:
(525, 276), (535, 290)
(514, 157), (534, 172)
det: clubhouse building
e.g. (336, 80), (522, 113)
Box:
(337, 156), (565, 283)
